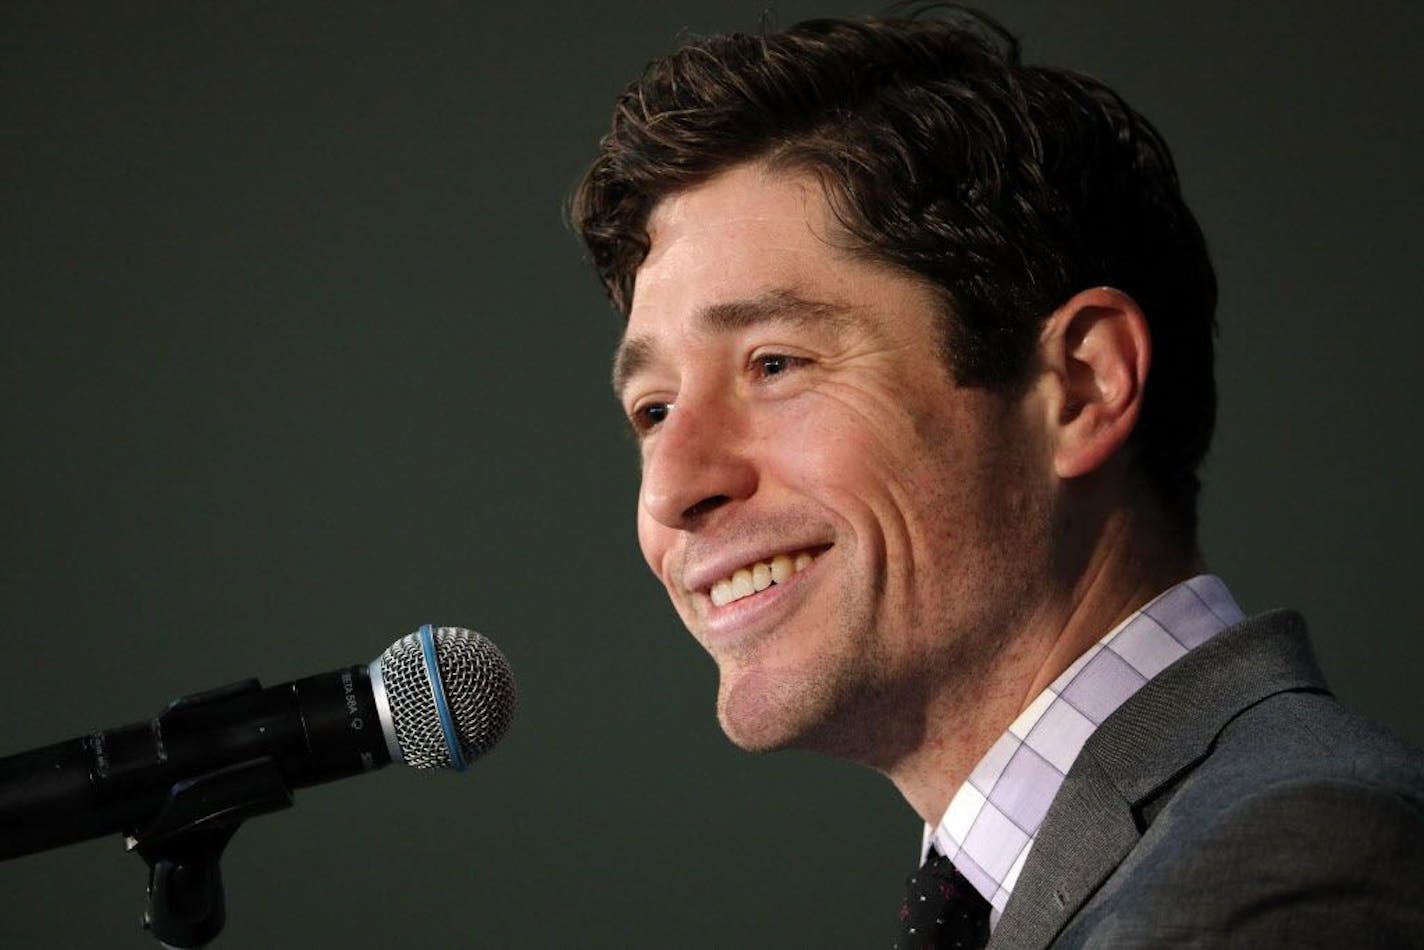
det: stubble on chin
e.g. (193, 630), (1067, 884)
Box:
(710, 613), (907, 761)
(708, 591), (1007, 771)
(714, 664), (808, 752)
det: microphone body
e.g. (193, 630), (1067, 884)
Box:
(0, 625), (516, 863)
(0, 665), (390, 860)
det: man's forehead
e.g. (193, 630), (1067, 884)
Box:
(635, 165), (843, 282)
(645, 164), (823, 238)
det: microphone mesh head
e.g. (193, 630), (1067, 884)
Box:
(377, 626), (516, 770)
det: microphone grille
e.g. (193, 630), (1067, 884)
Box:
(376, 626), (516, 770)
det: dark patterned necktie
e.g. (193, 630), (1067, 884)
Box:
(894, 850), (992, 949)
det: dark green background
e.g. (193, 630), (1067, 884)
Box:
(3, 2), (1420, 946)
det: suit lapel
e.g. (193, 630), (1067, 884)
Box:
(989, 611), (1329, 949)
(987, 752), (1140, 948)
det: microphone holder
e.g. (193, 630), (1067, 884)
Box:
(127, 756), (294, 948)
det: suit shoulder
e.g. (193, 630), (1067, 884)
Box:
(1055, 691), (1424, 947)
(1196, 687), (1424, 795)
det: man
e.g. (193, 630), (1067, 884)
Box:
(572, 10), (1423, 948)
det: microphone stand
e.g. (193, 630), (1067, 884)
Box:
(124, 687), (297, 948)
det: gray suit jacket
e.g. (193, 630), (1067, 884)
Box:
(990, 610), (1424, 948)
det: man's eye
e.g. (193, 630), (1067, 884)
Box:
(753, 353), (805, 378)
(630, 402), (670, 433)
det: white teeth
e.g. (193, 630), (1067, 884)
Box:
(770, 554), (793, 584)
(706, 550), (818, 608)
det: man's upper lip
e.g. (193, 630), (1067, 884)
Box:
(683, 542), (828, 594)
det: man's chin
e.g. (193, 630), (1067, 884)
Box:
(714, 665), (825, 753)
(716, 704), (798, 753)
(712, 650), (920, 767)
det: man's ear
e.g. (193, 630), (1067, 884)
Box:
(1036, 287), (1150, 480)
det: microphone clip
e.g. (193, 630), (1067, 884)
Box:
(128, 755), (293, 948)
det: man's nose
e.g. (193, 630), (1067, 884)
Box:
(639, 395), (757, 529)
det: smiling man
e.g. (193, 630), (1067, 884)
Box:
(574, 11), (1423, 948)
(619, 166), (1060, 772)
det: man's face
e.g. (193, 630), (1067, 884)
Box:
(615, 164), (1055, 764)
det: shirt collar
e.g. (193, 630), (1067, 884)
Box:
(921, 575), (1244, 922)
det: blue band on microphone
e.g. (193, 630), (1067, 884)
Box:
(418, 623), (467, 772)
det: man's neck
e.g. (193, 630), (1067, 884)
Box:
(885, 501), (1198, 827)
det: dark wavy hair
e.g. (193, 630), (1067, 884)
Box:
(571, 9), (1217, 540)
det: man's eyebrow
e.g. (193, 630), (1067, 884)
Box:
(611, 336), (657, 400)
(611, 289), (857, 398)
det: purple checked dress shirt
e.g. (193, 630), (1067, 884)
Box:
(921, 574), (1246, 927)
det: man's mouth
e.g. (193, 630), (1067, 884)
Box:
(707, 548), (821, 607)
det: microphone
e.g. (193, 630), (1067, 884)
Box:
(0, 624), (516, 861)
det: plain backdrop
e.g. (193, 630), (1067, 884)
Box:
(3, 2), (1420, 947)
